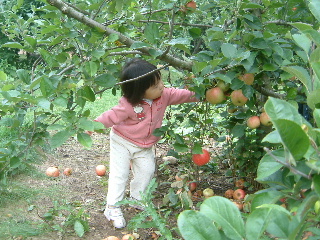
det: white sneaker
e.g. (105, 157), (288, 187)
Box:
(104, 205), (126, 228)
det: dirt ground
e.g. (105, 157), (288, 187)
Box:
(4, 133), (233, 240)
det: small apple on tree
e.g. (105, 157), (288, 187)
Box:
(230, 89), (248, 106)
(217, 80), (230, 92)
(247, 116), (260, 129)
(192, 149), (210, 166)
(239, 73), (255, 85)
(260, 112), (272, 126)
(205, 87), (225, 104)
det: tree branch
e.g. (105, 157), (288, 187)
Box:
(46, 0), (193, 71)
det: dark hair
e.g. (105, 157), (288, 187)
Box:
(120, 58), (161, 105)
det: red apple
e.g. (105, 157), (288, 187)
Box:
(247, 116), (260, 129)
(224, 189), (234, 199)
(233, 189), (246, 200)
(63, 167), (72, 176)
(192, 149), (210, 166)
(46, 166), (60, 177)
(239, 73), (255, 85)
(230, 89), (248, 106)
(203, 188), (214, 198)
(96, 165), (106, 176)
(205, 87), (226, 104)
(260, 112), (272, 126)
(188, 181), (197, 192)
(186, 0), (196, 10)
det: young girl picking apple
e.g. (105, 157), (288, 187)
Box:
(93, 58), (199, 228)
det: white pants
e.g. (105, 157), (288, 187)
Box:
(106, 130), (156, 206)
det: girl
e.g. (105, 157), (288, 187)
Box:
(94, 58), (198, 228)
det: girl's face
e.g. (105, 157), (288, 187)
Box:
(143, 79), (164, 100)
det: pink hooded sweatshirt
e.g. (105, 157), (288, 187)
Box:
(95, 87), (198, 148)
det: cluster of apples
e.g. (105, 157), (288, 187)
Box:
(45, 164), (107, 177)
(224, 179), (247, 210)
(247, 111), (272, 129)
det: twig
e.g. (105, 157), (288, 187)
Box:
(264, 147), (311, 180)
(116, 64), (170, 85)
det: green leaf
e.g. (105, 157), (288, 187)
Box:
(250, 191), (283, 211)
(310, 62), (320, 89)
(2, 42), (24, 49)
(282, 66), (312, 93)
(91, 48), (105, 59)
(24, 37), (37, 49)
(10, 157), (21, 168)
(309, 0), (320, 22)
(145, 23), (159, 44)
(173, 142), (189, 152)
(130, 41), (150, 49)
(221, 43), (237, 58)
(74, 220), (85, 237)
(16, 69), (30, 84)
(256, 149), (285, 181)
(289, 22), (313, 31)
(177, 210), (221, 240)
(307, 89), (320, 110)
(314, 109), (320, 127)
(262, 130), (281, 143)
(200, 196), (245, 239)
(292, 34), (312, 54)
(94, 73), (117, 88)
(192, 143), (203, 154)
(0, 71), (7, 81)
(272, 119), (310, 162)
(77, 133), (92, 148)
(50, 130), (74, 149)
(85, 61), (98, 77)
(231, 125), (245, 138)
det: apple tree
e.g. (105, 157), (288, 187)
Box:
(1, 0), (320, 232)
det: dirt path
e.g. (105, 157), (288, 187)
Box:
(31, 133), (169, 240)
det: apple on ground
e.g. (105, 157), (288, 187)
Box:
(46, 166), (60, 177)
(205, 87), (226, 104)
(192, 149), (210, 166)
(122, 234), (136, 240)
(235, 179), (245, 189)
(63, 167), (72, 176)
(247, 116), (260, 129)
(232, 200), (244, 210)
(260, 112), (272, 126)
(188, 181), (197, 192)
(230, 89), (248, 106)
(103, 237), (120, 240)
(224, 189), (234, 199)
(96, 165), (107, 176)
(203, 188), (214, 198)
(233, 189), (246, 200)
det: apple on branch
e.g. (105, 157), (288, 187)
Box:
(205, 87), (225, 104)
(230, 89), (248, 106)
(247, 116), (260, 129)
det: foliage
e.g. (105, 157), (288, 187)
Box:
(31, 200), (90, 237)
(1, 0), (320, 237)
(119, 178), (174, 240)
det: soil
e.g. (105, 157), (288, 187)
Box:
(4, 133), (234, 240)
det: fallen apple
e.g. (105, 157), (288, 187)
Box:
(188, 181), (197, 192)
(46, 166), (60, 177)
(224, 189), (234, 199)
(96, 165), (106, 176)
(122, 234), (136, 240)
(203, 188), (214, 198)
(103, 237), (120, 240)
(63, 167), (72, 176)
(235, 179), (245, 189)
(233, 189), (246, 200)
(232, 200), (243, 210)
